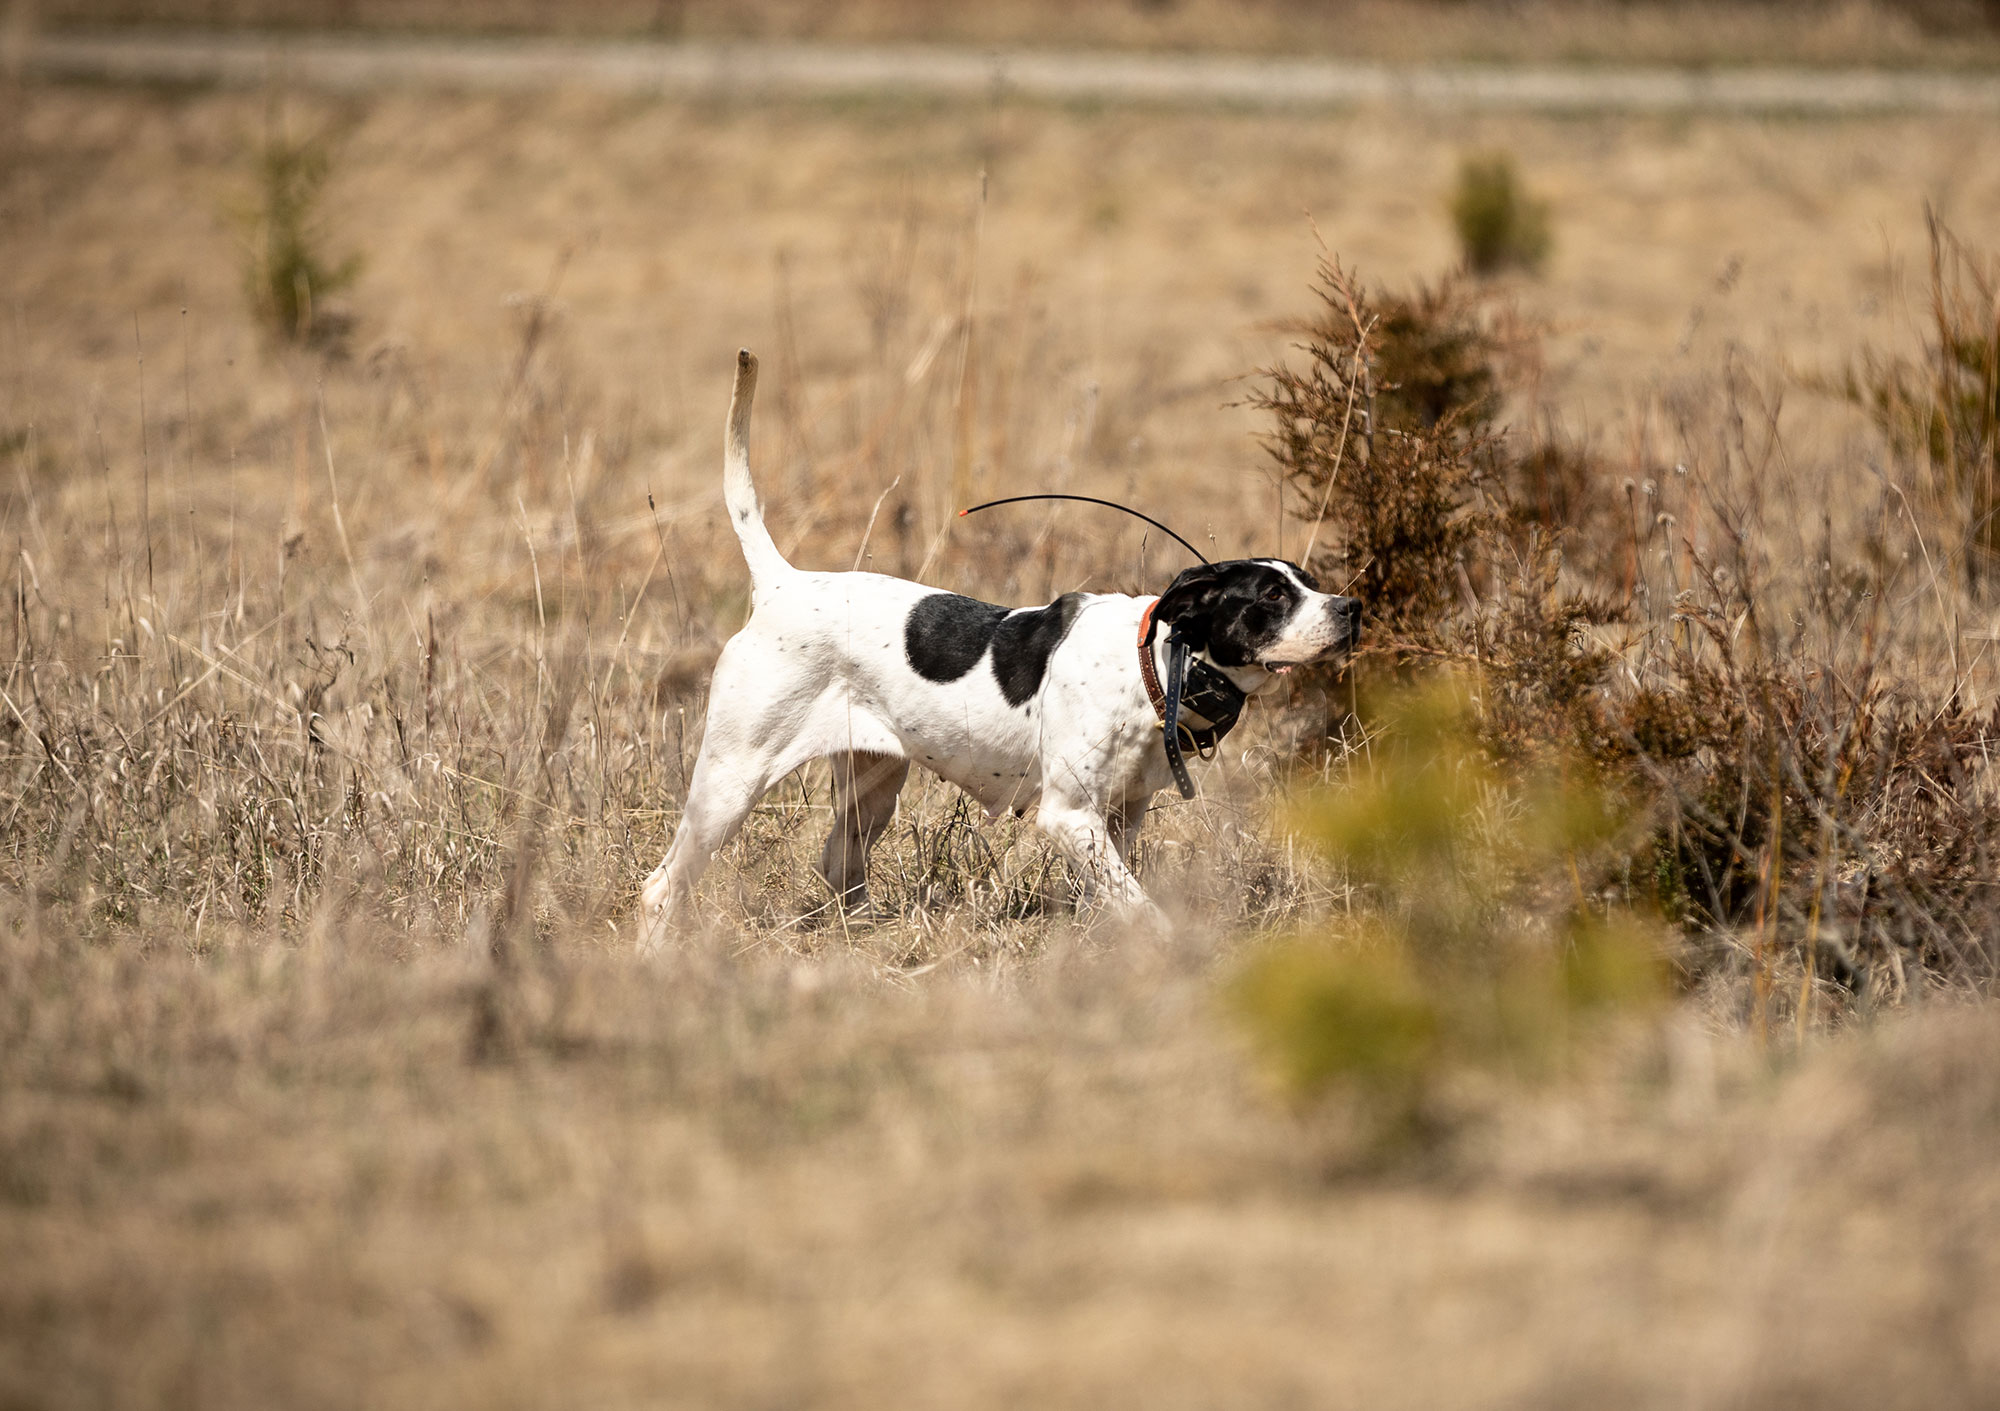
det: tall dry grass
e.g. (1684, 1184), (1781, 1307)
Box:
(0, 99), (1335, 962)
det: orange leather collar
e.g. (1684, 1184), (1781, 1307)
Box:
(1137, 599), (1169, 722)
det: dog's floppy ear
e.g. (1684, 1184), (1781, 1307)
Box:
(1152, 563), (1224, 647)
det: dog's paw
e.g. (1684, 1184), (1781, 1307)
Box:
(1127, 899), (1174, 940)
(634, 899), (682, 958)
(1072, 889), (1172, 940)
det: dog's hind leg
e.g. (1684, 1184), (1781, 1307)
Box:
(638, 748), (779, 949)
(639, 650), (903, 948)
(818, 750), (910, 915)
(638, 665), (822, 948)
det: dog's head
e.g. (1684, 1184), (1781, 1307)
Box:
(1153, 559), (1361, 676)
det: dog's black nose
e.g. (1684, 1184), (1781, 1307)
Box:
(1331, 595), (1363, 644)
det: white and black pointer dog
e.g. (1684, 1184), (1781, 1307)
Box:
(639, 349), (1361, 942)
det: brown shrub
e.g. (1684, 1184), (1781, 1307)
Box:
(1252, 234), (2000, 1009)
(1248, 257), (1506, 637)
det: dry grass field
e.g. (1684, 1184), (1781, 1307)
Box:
(5, 59), (2000, 1410)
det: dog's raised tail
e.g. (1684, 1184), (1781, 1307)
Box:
(722, 348), (789, 590)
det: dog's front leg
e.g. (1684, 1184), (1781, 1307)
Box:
(1036, 799), (1168, 930)
(1107, 794), (1151, 870)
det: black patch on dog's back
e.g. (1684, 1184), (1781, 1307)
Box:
(905, 593), (1007, 682)
(990, 593), (1083, 707)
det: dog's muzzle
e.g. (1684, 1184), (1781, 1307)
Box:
(1263, 595), (1364, 672)
(1328, 595), (1363, 655)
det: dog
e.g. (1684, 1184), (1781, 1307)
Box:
(639, 350), (1361, 942)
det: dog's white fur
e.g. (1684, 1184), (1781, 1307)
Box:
(639, 351), (1353, 942)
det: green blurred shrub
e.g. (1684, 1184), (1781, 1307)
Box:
(1229, 688), (1667, 1141)
(1232, 930), (1439, 1099)
(1450, 152), (1552, 277)
(233, 123), (362, 347)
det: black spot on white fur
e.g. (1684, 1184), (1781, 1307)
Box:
(905, 593), (1006, 682)
(904, 590), (1083, 704)
(990, 593), (1083, 707)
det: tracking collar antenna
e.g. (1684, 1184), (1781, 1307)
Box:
(957, 494), (1209, 565)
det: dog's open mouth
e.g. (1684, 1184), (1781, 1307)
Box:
(1262, 645), (1353, 673)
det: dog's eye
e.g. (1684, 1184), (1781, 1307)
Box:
(1263, 586), (1287, 602)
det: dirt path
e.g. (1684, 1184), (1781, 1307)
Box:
(17, 28), (2000, 114)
